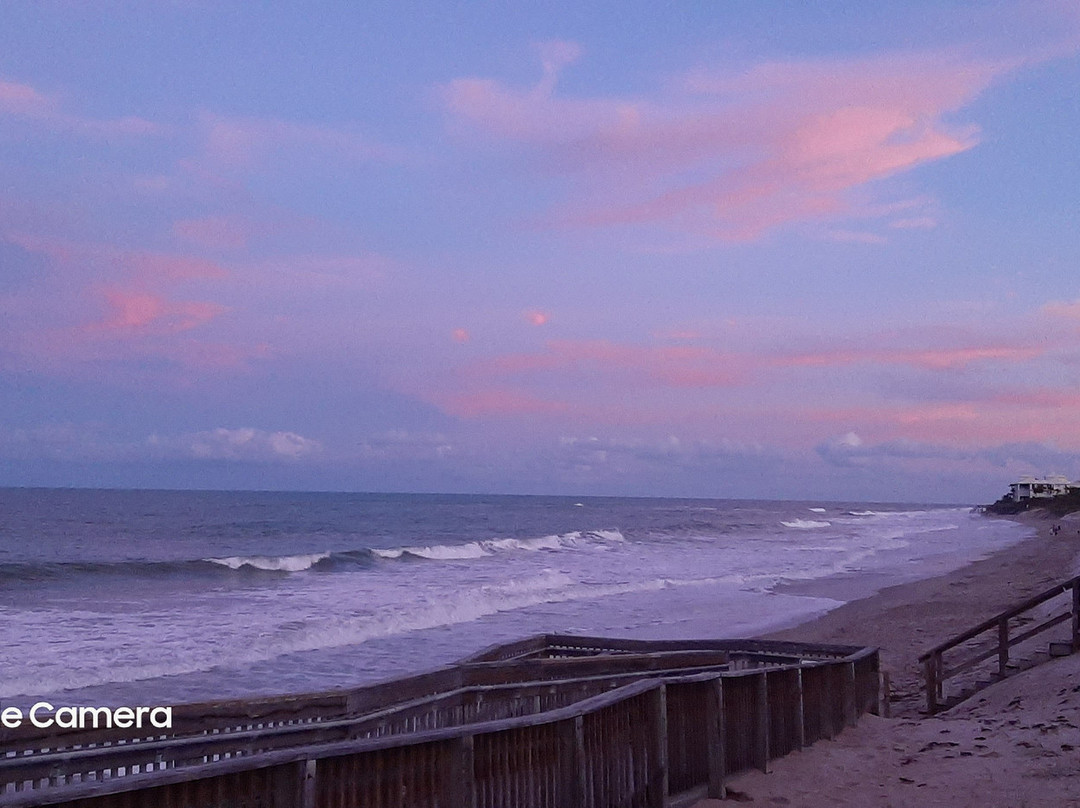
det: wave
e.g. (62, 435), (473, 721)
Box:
(781, 519), (831, 529)
(370, 529), (624, 561)
(808, 508), (827, 513)
(0, 529), (626, 584)
(205, 552), (333, 572)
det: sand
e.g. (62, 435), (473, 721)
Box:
(694, 510), (1080, 807)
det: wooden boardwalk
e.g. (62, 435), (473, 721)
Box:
(1, 635), (880, 807)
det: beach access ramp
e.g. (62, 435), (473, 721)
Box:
(1, 635), (879, 808)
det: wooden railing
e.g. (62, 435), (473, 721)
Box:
(918, 575), (1080, 713)
(0, 636), (879, 807)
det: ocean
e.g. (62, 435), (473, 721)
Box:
(0, 489), (1029, 708)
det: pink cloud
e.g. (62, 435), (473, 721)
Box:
(778, 344), (1043, 371)
(1042, 300), (1080, 319)
(6, 233), (228, 282)
(475, 339), (746, 388)
(451, 328), (471, 343)
(523, 309), (550, 326)
(0, 77), (164, 137)
(94, 289), (226, 335)
(442, 48), (1005, 240)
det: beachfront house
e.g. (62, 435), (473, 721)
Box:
(1009, 474), (1078, 502)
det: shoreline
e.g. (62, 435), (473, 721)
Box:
(764, 510), (1080, 715)
(695, 510), (1080, 806)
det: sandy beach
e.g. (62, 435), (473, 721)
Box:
(695, 510), (1080, 807)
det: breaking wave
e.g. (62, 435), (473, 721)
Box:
(781, 519), (831, 529)
(0, 529), (626, 584)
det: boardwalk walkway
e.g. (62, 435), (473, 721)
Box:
(1, 635), (879, 807)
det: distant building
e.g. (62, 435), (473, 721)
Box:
(1009, 475), (1077, 502)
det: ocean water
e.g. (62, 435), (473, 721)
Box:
(0, 489), (1029, 707)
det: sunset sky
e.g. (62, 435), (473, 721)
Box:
(2, 1), (1078, 502)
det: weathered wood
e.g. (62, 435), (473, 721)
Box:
(451, 735), (475, 808)
(795, 669), (805, 750)
(0, 637), (878, 807)
(843, 662), (858, 728)
(705, 678), (726, 800)
(755, 673), (769, 773)
(649, 685), (668, 808)
(299, 759), (316, 808)
(1074, 581), (1080, 652)
(919, 576), (1080, 661)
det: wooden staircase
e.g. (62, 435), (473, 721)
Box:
(919, 577), (1080, 713)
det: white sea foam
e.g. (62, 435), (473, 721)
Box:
(369, 529), (624, 561)
(808, 508), (827, 513)
(206, 552), (331, 572)
(0, 499), (1032, 703)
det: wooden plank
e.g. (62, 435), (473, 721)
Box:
(843, 663), (857, 728)
(795, 669), (805, 751)
(924, 655), (938, 714)
(649, 685), (668, 808)
(299, 759), (317, 808)
(1073, 581), (1080, 652)
(705, 678), (726, 800)
(755, 673), (770, 773)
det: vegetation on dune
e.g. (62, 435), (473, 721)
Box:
(986, 489), (1080, 516)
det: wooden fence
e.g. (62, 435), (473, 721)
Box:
(1, 636), (879, 807)
(919, 575), (1080, 713)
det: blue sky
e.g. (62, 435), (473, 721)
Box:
(1, 0), (1079, 502)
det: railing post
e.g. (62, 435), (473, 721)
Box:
(1072, 580), (1080, 652)
(706, 677), (726, 799)
(298, 759), (317, 808)
(881, 671), (891, 719)
(795, 668), (805, 750)
(755, 672), (770, 773)
(998, 619), (1009, 677)
(924, 655), (938, 714)
(648, 684), (669, 808)
(843, 662), (858, 727)
(451, 735), (476, 808)
(558, 716), (586, 808)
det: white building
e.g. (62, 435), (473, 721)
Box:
(1009, 475), (1077, 502)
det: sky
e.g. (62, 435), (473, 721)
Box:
(1, 0), (1079, 503)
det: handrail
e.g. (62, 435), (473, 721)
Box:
(0, 646), (879, 808)
(0, 662), (738, 780)
(0, 637), (849, 755)
(918, 575), (1080, 713)
(0, 637), (879, 807)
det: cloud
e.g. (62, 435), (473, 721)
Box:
(816, 433), (1080, 486)
(152, 427), (322, 461)
(6, 232), (228, 282)
(191, 111), (400, 175)
(93, 288), (226, 335)
(523, 309), (550, 326)
(475, 339), (746, 388)
(439, 389), (568, 418)
(0, 77), (164, 138)
(356, 430), (454, 460)
(441, 47), (1009, 240)
(1043, 300), (1080, 320)
(777, 343), (1044, 371)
